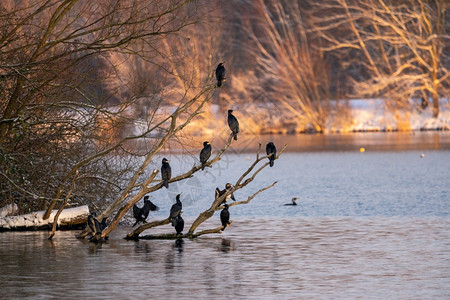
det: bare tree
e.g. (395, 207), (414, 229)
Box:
(124, 141), (286, 241)
(310, 0), (449, 119)
(0, 0), (203, 214)
(240, 0), (332, 133)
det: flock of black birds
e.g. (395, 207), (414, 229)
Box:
(87, 63), (295, 238)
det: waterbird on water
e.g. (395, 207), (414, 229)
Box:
(284, 197), (298, 206)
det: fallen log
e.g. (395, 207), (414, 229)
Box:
(0, 205), (89, 232)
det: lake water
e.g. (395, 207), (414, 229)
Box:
(1, 133), (449, 299)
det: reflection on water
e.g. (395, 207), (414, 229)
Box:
(171, 131), (450, 153)
(0, 218), (449, 299)
(1, 138), (449, 299)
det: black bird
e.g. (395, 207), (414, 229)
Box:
(174, 215), (184, 235)
(169, 193), (183, 226)
(200, 141), (212, 170)
(87, 212), (102, 236)
(220, 204), (230, 231)
(132, 196), (159, 227)
(99, 217), (108, 231)
(161, 158), (171, 189)
(227, 110), (239, 140)
(266, 142), (277, 167)
(215, 63), (226, 87)
(215, 183), (236, 205)
(284, 197), (298, 206)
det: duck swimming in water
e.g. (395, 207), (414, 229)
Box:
(284, 197), (298, 206)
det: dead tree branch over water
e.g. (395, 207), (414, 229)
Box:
(126, 144), (287, 240)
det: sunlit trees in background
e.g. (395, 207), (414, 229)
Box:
(310, 0), (449, 124)
(241, 0), (331, 133)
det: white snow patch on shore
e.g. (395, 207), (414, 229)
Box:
(0, 205), (89, 229)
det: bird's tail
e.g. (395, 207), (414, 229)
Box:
(132, 220), (139, 227)
(221, 225), (225, 231)
(201, 163), (205, 171)
(217, 80), (222, 87)
(269, 160), (274, 167)
(163, 180), (169, 189)
(233, 133), (238, 140)
(171, 218), (176, 227)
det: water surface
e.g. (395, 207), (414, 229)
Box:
(1, 137), (449, 299)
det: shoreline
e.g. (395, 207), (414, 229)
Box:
(152, 131), (450, 154)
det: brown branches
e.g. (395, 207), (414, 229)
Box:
(187, 143), (286, 235)
(0, 0), (209, 218)
(225, 181), (278, 209)
(125, 132), (235, 240)
(124, 142), (286, 241)
(134, 179), (280, 241)
(137, 226), (225, 240)
(310, 0), (449, 118)
(48, 169), (79, 240)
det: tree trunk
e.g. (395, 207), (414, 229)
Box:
(431, 90), (439, 118)
(0, 206), (89, 231)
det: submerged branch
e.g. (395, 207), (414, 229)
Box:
(136, 225), (224, 240)
(126, 218), (171, 240)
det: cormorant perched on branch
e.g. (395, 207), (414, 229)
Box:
(161, 158), (171, 189)
(99, 217), (108, 231)
(200, 141), (212, 170)
(227, 110), (239, 140)
(284, 197), (298, 206)
(87, 212), (102, 236)
(215, 63), (225, 87)
(174, 215), (184, 235)
(132, 196), (159, 227)
(220, 204), (230, 231)
(266, 142), (277, 167)
(215, 183), (236, 205)
(169, 193), (183, 226)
